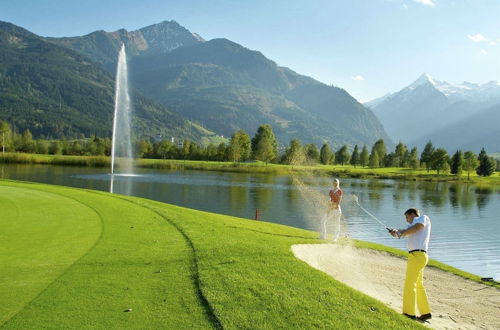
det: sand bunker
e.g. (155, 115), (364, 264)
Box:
(292, 244), (500, 330)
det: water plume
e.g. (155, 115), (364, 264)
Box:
(111, 44), (133, 176)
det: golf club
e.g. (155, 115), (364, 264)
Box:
(352, 195), (391, 232)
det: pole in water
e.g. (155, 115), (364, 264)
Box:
(255, 209), (260, 220)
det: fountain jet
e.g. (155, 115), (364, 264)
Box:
(111, 44), (133, 176)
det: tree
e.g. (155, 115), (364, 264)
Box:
(450, 150), (463, 175)
(369, 146), (380, 168)
(49, 141), (63, 155)
(69, 141), (83, 156)
(394, 142), (408, 167)
(205, 143), (218, 161)
(408, 147), (419, 169)
(181, 140), (192, 159)
(136, 140), (153, 158)
(284, 139), (305, 165)
(350, 145), (360, 167)
(462, 151), (479, 180)
(335, 145), (350, 165)
(420, 141), (435, 172)
(155, 140), (174, 159)
(372, 139), (387, 165)
(188, 142), (201, 160)
(369, 149), (379, 168)
(430, 148), (449, 174)
(228, 130), (251, 162)
(304, 144), (320, 163)
(320, 143), (334, 165)
(0, 121), (12, 152)
(360, 145), (369, 167)
(251, 125), (277, 163)
(383, 152), (398, 167)
(476, 148), (496, 177)
(215, 143), (227, 161)
(20, 129), (35, 153)
(91, 136), (106, 156)
(35, 140), (49, 154)
(254, 139), (275, 164)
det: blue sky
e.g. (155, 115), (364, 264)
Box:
(2, 0), (499, 101)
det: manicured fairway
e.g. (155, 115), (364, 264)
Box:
(0, 180), (425, 329)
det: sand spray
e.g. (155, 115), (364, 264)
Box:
(287, 161), (381, 294)
(291, 175), (343, 241)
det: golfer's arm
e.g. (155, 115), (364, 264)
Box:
(399, 223), (424, 237)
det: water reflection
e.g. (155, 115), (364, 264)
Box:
(475, 187), (492, 209)
(109, 174), (135, 196)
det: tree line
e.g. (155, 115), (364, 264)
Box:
(1, 121), (498, 177)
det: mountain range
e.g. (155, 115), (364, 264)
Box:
(0, 21), (214, 141)
(43, 20), (391, 148)
(366, 73), (500, 152)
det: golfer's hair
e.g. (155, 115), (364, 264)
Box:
(404, 208), (420, 216)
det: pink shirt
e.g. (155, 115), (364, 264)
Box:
(329, 188), (343, 206)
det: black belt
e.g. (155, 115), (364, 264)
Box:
(409, 249), (426, 254)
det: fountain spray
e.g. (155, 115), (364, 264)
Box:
(111, 44), (133, 175)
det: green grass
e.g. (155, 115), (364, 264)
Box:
(1, 152), (500, 186)
(0, 180), (428, 329)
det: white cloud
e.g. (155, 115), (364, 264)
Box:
(414, 0), (436, 7)
(351, 75), (365, 81)
(468, 34), (487, 42)
(480, 49), (488, 55)
(489, 41), (496, 46)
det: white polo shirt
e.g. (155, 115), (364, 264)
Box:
(407, 215), (431, 252)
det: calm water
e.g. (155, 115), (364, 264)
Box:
(1, 164), (499, 280)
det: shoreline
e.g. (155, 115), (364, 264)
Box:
(1, 152), (499, 186)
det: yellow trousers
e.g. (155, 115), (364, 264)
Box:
(403, 251), (431, 316)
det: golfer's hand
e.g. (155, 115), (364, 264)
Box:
(389, 229), (399, 238)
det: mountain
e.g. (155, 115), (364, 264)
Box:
(47, 22), (391, 149)
(0, 21), (214, 140)
(47, 20), (204, 72)
(412, 103), (500, 152)
(366, 73), (500, 147)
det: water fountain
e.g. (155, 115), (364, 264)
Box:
(110, 44), (134, 193)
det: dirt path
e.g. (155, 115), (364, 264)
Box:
(292, 244), (500, 330)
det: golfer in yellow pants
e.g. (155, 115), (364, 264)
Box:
(403, 251), (431, 316)
(390, 208), (432, 322)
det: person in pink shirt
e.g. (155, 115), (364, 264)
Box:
(320, 179), (343, 240)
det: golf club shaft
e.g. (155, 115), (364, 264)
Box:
(356, 201), (390, 230)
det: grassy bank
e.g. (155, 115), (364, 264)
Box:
(1, 152), (499, 185)
(1, 180), (429, 329)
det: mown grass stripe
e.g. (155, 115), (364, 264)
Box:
(0, 184), (104, 325)
(100, 192), (223, 330)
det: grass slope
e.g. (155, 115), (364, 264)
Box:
(0, 180), (426, 329)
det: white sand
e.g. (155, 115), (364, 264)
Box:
(292, 244), (500, 330)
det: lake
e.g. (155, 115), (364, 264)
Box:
(1, 163), (499, 281)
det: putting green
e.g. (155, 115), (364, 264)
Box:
(0, 180), (424, 329)
(0, 181), (211, 329)
(0, 185), (102, 324)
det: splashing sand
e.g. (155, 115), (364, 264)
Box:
(292, 244), (500, 329)
(291, 176), (345, 241)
